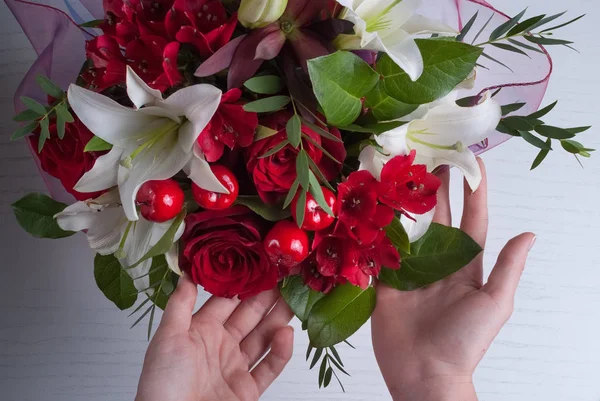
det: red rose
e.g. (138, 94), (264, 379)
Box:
(28, 119), (105, 201)
(198, 88), (258, 162)
(180, 206), (278, 299)
(245, 111), (346, 204)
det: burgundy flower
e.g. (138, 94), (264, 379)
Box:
(198, 88), (258, 162)
(245, 111), (345, 204)
(180, 206), (278, 300)
(379, 150), (441, 216)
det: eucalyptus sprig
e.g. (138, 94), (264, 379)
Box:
(306, 344), (350, 391)
(497, 101), (594, 169)
(11, 75), (74, 152)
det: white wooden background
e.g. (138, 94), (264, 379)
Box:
(1, 1), (599, 400)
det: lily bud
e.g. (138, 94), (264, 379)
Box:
(238, 0), (289, 29)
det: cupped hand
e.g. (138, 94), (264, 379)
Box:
(371, 159), (536, 401)
(136, 277), (294, 401)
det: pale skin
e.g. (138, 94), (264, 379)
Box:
(137, 158), (535, 401)
(372, 159), (536, 401)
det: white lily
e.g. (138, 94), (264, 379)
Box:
(335, 0), (456, 81)
(366, 90), (501, 192)
(68, 66), (226, 222)
(54, 190), (185, 292)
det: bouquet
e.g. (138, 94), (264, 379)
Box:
(7, 0), (592, 389)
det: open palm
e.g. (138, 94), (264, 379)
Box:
(372, 160), (536, 399)
(136, 282), (294, 401)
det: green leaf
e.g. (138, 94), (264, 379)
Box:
(489, 8), (527, 40)
(11, 121), (38, 140)
(255, 124), (279, 141)
(38, 117), (50, 152)
(457, 11), (478, 42)
(286, 114), (302, 148)
(379, 223), (482, 291)
(507, 14), (546, 36)
(341, 121), (406, 135)
(85, 136), (113, 152)
(502, 116), (541, 131)
(528, 11), (567, 31)
(380, 39), (482, 105)
(490, 43), (530, 57)
(260, 140), (289, 158)
(243, 96), (291, 113)
(540, 14), (585, 33)
(480, 52), (514, 73)
(472, 13), (495, 44)
(385, 217), (410, 255)
(524, 36), (573, 46)
(329, 346), (344, 367)
(364, 82), (418, 121)
(565, 126), (591, 135)
(324, 367), (333, 388)
(306, 344), (314, 361)
(79, 19), (104, 28)
(11, 193), (75, 239)
(528, 101), (557, 119)
(534, 125), (576, 139)
(20, 96), (47, 115)
(295, 190), (307, 228)
(296, 150), (311, 190)
(507, 38), (545, 54)
(302, 120), (343, 143)
(318, 356), (328, 387)
(308, 51), (379, 126)
(530, 140), (552, 170)
(36, 75), (65, 99)
(13, 109), (42, 122)
(128, 211), (186, 270)
(148, 256), (173, 310)
(307, 284), (376, 348)
(283, 178), (300, 209)
(244, 75), (284, 94)
(561, 140), (582, 154)
(501, 102), (526, 116)
(519, 130), (552, 150)
(280, 275), (325, 322)
(55, 104), (74, 140)
(307, 156), (335, 192)
(94, 254), (137, 310)
(308, 172), (334, 216)
(310, 348), (324, 369)
(235, 196), (292, 222)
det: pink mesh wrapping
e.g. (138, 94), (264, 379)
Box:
(6, 0), (551, 197)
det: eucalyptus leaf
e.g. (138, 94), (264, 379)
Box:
(490, 43), (530, 57)
(534, 125), (576, 139)
(79, 19), (104, 28)
(307, 284), (376, 348)
(308, 51), (379, 126)
(13, 109), (42, 122)
(565, 126), (591, 135)
(324, 367), (333, 387)
(235, 196), (291, 222)
(379, 223), (482, 291)
(310, 347), (324, 369)
(36, 75), (65, 99)
(457, 11), (478, 42)
(519, 130), (552, 150)
(481, 52), (514, 73)
(55, 104), (74, 140)
(528, 101), (557, 119)
(528, 11), (567, 31)
(11, 193), (75, 239)
(280, 275), (325, 322)
(286, 114), (302, 148)
(295, 190), (307, 228)
(472, 13), (495, 44)
(94, 254), (137, 310)
(380, 39), (482, 105)
(341, 121), (406, 135)
(296, 150), (311, 190)
(506, 14), (546, 36)
(489, 8), (527, 41)
(255, 124), (279, 141)
(20, 96), (47, 115)
(531, 140), (551, 170)
(501, 102), (526, 116)
(148, 256), (174, 310)
(561, 140), (581, 154)
(11, 121), (38, 140)
(85, 136), (113, 152)
(283, 178), (300, 209)
(38, 117), (50, 152)
(308, 172), (334, 216)
(507, 38), (545, 54)
(244, 75), (284, 94)
(540, 14), (585, 33)
(318, 357), (328, 387)
(243, 96), (290, 113)
(525, 36), (573, 46)
(260, 140), (289, 158)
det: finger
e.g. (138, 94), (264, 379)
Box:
(159, 274), (198, 332)
(460, 158), (489, 248)
(483, 233), (536, 308)
(240, 299), (294, 368)
(433, 167), (451, 226)
(251, 326), (294, 395)
(223, 288), (280, 342)
(193, 294), (241, 326)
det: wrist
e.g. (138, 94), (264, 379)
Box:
(388, 376), (476, 401)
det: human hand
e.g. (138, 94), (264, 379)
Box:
(135, 275), (294, 401)
(371, 159), (536, 401)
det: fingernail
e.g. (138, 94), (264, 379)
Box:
(529, 235), (537, 251)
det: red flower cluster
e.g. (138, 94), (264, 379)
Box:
(246, 111), (346, 204)
(300, 151), (441, 292)
(84, 0), (237, 91)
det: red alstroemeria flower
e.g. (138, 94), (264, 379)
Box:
(301, 253), (337, 294)
(101, 0), (139, 46)
(125, 36), (183, 91)
(166, 0), (238, 59)
(336, 169), (395, 246)
(198, 88), (258, 162)
(379, 150), (441, 215)
(82, 35), (127, 91)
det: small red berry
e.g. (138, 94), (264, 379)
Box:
(291, 187), (337, 231)
(136, 179), (184, 223)
(264, 221), (310, 273)
(192, 164), (239, 210)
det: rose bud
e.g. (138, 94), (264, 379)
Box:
(238, 0), (289, 29)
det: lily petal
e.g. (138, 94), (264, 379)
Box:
(68, 85), (156, 145)
(422, 148), (482, 191)
(187, 144), (229, 193)
(375, 124), (410, 156)
(402, 13), (458, 35)
(126, 66), (163, 109)
(380, 30), (424, 81)
(165, 242), (182, 276)
(163, 84), (222, 127)
(401, 208), (435, 243)
(74, 147), (123, 193)
(358, 145), (392, 180)
(119, 135), (192, 221)
(356, 0), (420, 27)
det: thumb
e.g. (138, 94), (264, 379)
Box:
(483, 233), (536, 312)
